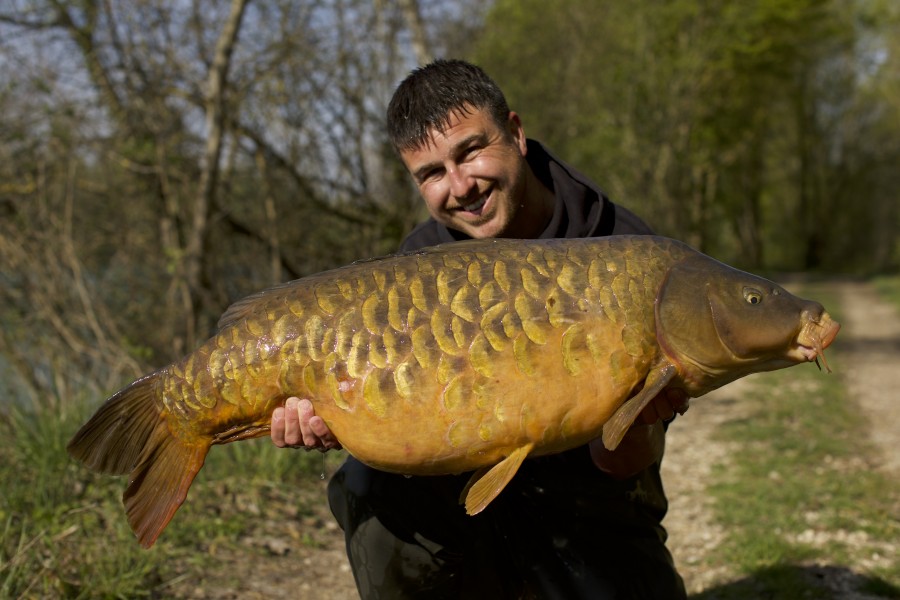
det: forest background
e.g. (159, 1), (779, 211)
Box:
(2, 0), (898, 405)
(0, 0), (898, 597)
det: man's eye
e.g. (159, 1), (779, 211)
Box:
(419, 169), (441, 183)
(463, 146), (482, 159)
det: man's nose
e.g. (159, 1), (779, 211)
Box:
(448, 165), (474, 199)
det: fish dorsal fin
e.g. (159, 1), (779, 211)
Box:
(462, 443), (534, 515)
(601, 364), (677, 451)
(216, 279), (310, 330)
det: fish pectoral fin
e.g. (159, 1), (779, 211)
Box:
(601, 363), (677, 451)
(458, 465), (491, 505)
(462, 443), (534, 516)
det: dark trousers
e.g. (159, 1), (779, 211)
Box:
(328, 457), (686, 600)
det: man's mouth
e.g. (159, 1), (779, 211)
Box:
(457, 191), (489, 215)
(463, 196), (487, 212)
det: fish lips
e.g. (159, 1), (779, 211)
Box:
(792, 315), (840, 371)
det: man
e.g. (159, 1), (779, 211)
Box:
(272, 59), (688, 598)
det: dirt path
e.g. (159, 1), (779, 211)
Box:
(175, 280), (900, 599)
(661, 377), (753, 593)
(663, 279), (900, 596)
(829, 280), (900, 473)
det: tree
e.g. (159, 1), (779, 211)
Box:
(472, 0), (899, 271)
(0, 0), (455, 403)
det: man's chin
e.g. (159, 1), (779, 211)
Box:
(457, 217), (507, 239)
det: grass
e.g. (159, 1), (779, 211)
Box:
(691, 284), (900, 599)
(0, 392), (345, 598)
(873, 274), (900, 313)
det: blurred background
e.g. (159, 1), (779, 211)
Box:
(1, 0), (897, 401)
(0, 1), (898, 597)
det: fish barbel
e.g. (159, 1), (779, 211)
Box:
(67, 235), (840, 547)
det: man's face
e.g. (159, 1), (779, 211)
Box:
(400, 107), (530, 239)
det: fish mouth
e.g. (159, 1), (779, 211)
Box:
(793, 312), (840, 372)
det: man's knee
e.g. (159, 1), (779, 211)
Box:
(326, 460), (465, 599)
(327, 458), (372, 533)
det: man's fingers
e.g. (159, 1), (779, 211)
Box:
(636, 389), (691, 425)
(298, 398), (319, 447)
(669, 389), (690, 415)
(271, 406), (286, 447)
(283, 397), (302, 446)
(309, 415), (329, 440)
(309, 416), (343, 451)
(273, 396), (340, 451)
(655, 397), (676, 422)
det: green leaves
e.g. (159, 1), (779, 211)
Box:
(472, 0), (900, 273)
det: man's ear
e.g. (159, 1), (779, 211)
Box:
(507, 111), (527, 155)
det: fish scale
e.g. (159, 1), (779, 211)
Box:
(67, 235), (840, 548)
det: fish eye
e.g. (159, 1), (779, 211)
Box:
(743, 287), (763, 305)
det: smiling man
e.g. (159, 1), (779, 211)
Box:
(401, 107), (554, 241)
(271, 59), (688, 599)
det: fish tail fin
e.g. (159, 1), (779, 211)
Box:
(67, 370), (210, 548)
(123, 430), (208, 548)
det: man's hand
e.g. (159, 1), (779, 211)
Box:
(589, 389), (690, 478)
(270, 397), (342, 451)
(636, 388), (690, 425)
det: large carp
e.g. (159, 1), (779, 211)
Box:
(68, 235), (839, 548)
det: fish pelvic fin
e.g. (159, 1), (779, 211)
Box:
(462, 443), (534, 516)
(602, 364), (677, 451)
(67, 370), (210, 548)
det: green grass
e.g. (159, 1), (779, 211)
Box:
(0, 392), (344, 598)
(692, 285), (900, 599)
(873, 274), (900, 313)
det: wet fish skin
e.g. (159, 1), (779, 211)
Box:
(67, 235), (839, 548)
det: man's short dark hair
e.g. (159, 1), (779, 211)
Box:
(387, 59), (511, 152)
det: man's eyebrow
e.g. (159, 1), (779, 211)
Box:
(453, 133), (488, 153)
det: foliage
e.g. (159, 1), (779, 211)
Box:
(873, 274), (900, 313)
(0, 395), (166, 597)
(0, 0), (460, 403)
(1, 2), (899, 596)
(0, 390), (345, 597)
(2, 0), (898, 408)
(473, 0), (900, 272)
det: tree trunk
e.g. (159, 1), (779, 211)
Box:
(397, 0), (432, 65)
(184, 0), (249, 344)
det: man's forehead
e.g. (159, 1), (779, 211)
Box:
(417, 106), (494, 149)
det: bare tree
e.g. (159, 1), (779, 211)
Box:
(0, 0), (445, 406)
(397, 0), (433, 65)
(182, 0), (249, 345)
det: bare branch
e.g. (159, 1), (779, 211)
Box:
(396, 0), (432, 65)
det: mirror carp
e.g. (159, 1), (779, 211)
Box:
(68, 235), (840, 547)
